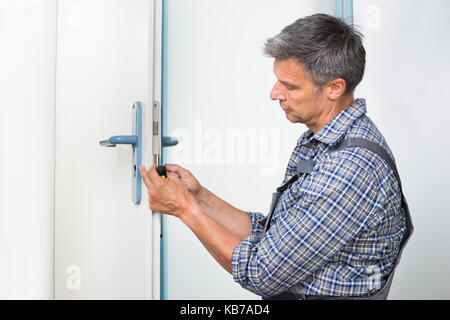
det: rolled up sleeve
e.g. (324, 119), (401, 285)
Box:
(231, 211), (265, 290)
(247, 211), (265, 239)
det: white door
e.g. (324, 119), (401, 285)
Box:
(54, 0), (160, 299)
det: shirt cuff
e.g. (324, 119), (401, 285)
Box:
(231, 211), (265, 291)
(232, 234), (259, 290)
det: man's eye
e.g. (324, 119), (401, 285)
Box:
(279, 81), (297, 90)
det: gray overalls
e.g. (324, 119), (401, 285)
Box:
(260, 138), (414, 300)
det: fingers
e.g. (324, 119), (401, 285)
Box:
(164, 163), (178, 170)
(146, 164), (164, 184)
(165, 163), (190, 177)
(167, 171), (180, 181)
(140, 165), (154, 190)
(141, 164), (182, 192)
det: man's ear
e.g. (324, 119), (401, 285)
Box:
(326, 78), (347, 100)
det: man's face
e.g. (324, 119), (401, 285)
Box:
(270, 58), (328, 127)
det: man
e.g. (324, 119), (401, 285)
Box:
(140, 14), (411, 299)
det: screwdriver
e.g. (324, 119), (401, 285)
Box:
(155, 165), (167, 239)
(156, 165), (167, 179)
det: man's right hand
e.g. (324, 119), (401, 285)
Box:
(165, 164), (203, 198)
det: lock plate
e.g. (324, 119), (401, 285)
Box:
(132, 101), (142, 205)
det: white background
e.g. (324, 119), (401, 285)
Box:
(1, 0), (449, 299)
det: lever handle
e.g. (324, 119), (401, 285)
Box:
(99, 135), (138, 147)
(161, 136), (178, 147)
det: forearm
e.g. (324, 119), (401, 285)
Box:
(194, 186), (252, 239)
(180, 201), (243, 274)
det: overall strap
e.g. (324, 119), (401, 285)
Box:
(328, 138), (402, 189)
(305, 137), (413, 300)
(263, 137), (413, 300)
(328, 138), (413, 249)
(260, 173), (300, 232)
(296, 138), (400, 183)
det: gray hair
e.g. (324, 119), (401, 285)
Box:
(264, 14), (365, 94)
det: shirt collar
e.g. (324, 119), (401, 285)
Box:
(297, 98), (367, 147)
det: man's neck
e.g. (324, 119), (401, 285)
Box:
(309, 95), (354, 134)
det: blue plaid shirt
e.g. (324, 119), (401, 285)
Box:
(232, 99), (406, 298)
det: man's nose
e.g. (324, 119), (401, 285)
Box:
(270, 82), (286, 101)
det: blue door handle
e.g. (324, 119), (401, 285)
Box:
(161, 136), (178, 147)
(99, 135), (138, 147)
(99, 102), (142, 205)
(100, 135), (177, 148)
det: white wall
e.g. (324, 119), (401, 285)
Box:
(164, 0), (336, 299)
(0, 0), (56, 299)
(354, 0), (450, 299)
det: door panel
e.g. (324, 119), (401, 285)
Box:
(55, 0), (154, 299)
